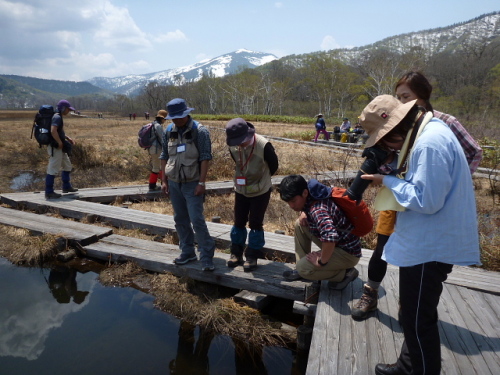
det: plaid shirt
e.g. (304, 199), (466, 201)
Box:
(434, 111), (482, 174)
(304, 198), (362, 257)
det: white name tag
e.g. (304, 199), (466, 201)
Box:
(177, 144), (186, 153)
(236, 177), (247, 186)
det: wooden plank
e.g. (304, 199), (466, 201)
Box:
(82, 234), (310, 301)
(0, 206), (112, 246)
(454, 287), (500, 372)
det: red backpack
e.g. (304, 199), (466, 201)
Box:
(331, 187), (373, 237)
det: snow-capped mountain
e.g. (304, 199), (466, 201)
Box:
(87, 49), (277, 96)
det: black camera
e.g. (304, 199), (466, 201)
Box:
(345, 146), (390, 202)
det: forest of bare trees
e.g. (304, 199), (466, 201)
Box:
(69, 38), (500, 133)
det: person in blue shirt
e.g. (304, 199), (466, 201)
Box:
(359, 95), (480, 375)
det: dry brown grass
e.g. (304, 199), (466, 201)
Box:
(98, 261), (295, 347)
(0, 224), (65, 265)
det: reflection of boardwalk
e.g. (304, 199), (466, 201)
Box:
(1, 185), (499, 374)
(307, 263), (500, 375)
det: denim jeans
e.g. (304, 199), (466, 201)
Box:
(169, 180), (215, 262)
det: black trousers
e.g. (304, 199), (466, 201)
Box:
(396, 262), (453, 375)
(367, 233), (390, 282)
(233, 190), (271, 230)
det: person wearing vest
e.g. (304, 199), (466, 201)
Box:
(160, 98), (216, 272)
(45, 99), (78, 199)
(359, 95), (480, 375)
(225, 118), (279, 272)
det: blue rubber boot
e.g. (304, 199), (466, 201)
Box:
(62, 170), (78, 193)
(228, 226), (247, 267)
(45, 174), (61, 199)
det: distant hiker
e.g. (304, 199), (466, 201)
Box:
(129, 113), (132, 120)
(225, 118), (279, 272)
(359, 95), (479, 375)
(45, 100), (78, 199)
(132, 113), (136, 120)
(340, 117), (351, 133)
(160, 98), (216, 271)
(313, 113), (329, 142)
(146, 110), (167, 191)
(279, 175), (361, 289)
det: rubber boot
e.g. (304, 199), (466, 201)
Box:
(45, 174), (61, 199)
(62, 171), (78, 193)
(148, 172), (159, 191)
(244, 230), (265, 272)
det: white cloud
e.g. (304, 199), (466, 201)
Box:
(153, 30), (189, 43)
(320, 35), (340, 50)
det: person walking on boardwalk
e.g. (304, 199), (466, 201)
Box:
(279, 175), (361, 289)
(160, 98), (216, 272)
(45, 100), (78, 199)
(225, 118), (279, 272)
(352, 71), (483, 321)
(147, 109), (167, 191)
(359, 95), (480, 375)
(313, 113), (329, 142)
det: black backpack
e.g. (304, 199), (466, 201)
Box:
(31, 105), (55, 147)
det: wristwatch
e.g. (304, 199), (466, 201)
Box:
(318, 259), (328, 266)
(198, 182), (206, 186)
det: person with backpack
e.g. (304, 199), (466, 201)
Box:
(313, 113), (329, 142)
(225, 118), (279, 272)
(45, 99), (78, 199)
(160, 98), (216, 272)
(359, 95), (480, 375)
(144, 109), (167, 191)
(279, 175), (361, 289)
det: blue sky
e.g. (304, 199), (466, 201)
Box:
(0, 0), (498, 81)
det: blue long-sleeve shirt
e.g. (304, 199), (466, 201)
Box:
(382, 119), (480, 267)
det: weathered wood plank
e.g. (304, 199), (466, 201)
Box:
(0, 206), (112, 246)
(82, 234), (311, 301)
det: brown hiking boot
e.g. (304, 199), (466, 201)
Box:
(351, 284), (378, 320)
(227, 254), (244, 268)
(243, 257), (257, 272)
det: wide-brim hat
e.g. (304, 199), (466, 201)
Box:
(225, 118), (256, 146)
(165, 98), (194, 119)
(360, 95), (417, 148)
(156, 109), (168, 119)
(315, 113), (323, 117)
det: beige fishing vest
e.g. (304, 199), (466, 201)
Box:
(165, 121), (200, 183)
(229, 134), (272, 197)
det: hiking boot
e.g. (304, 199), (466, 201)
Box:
(283, 269), (303, 281)
(173, 253), (197, 265)
(351, 284), (378, 320)
(328, 267), (359, 290)
(62, 187), (78, 193)
(243, 257), (257, 272)
(375, 363), (404, 375)
(45, 192), (62, 199)
(201, 260), (215, 272)
(227, 253), (244, 268)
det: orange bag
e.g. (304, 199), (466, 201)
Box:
(331, 187), (373, 237)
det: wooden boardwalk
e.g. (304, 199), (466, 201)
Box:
(307, 263), (500, 375)
(1, 184), (499, 374)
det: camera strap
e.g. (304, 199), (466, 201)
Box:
(396, 110), (432, 178)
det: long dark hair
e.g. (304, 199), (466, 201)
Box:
(395, 71), (434, 112)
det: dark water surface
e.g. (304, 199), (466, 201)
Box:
(0, 258), (299, 375)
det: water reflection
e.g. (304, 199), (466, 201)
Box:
(48, 267), (89, 304)
(0, 258), (299, 374)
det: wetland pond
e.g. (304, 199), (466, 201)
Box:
(0, 258), (304, 375)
